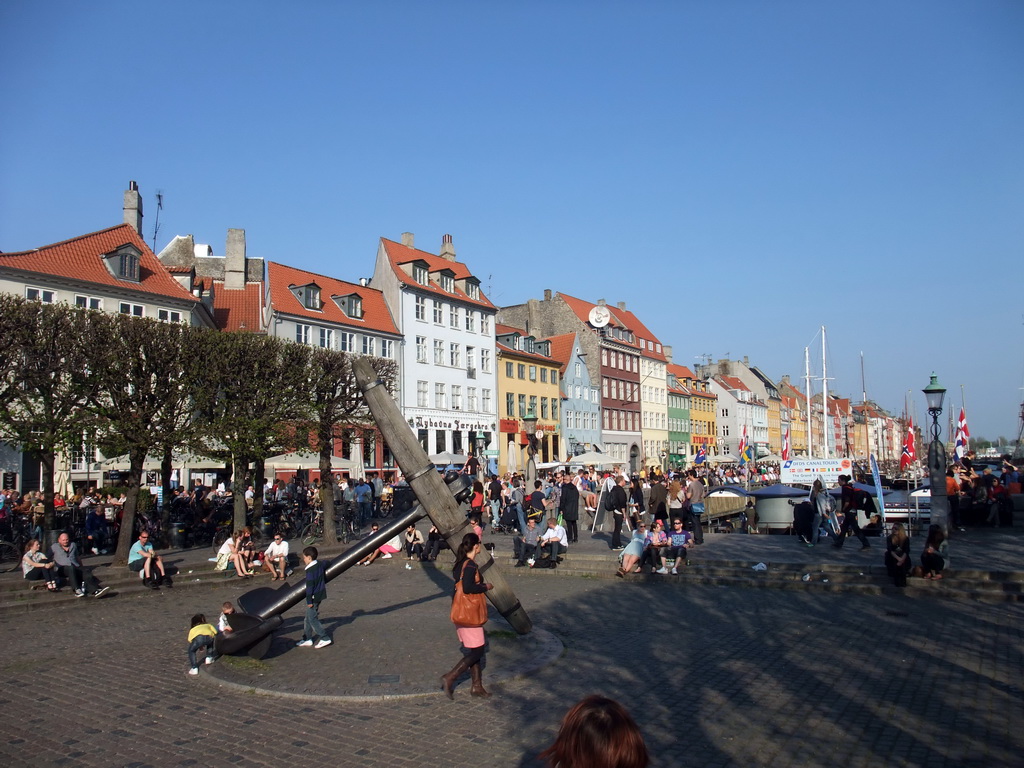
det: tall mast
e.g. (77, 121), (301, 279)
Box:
(821, 326), (830, 458)
(805, 346), (814, 459)
(861, 351), (870, 460)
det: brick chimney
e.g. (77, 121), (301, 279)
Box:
(225, 229), (246, 291)
(543, 289), (552, 301)
(663, 345), (672, 363)
(439, 233), (456, 261)
(401, 232), (414, 248)
(617, 301), (627, 311)
(123, 181), (143, 235)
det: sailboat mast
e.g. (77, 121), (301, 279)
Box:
(805, 346), (814, 459)
(821, 326), (830, 459)
(861, 351), (870, 460)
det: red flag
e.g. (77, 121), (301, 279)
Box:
(782, 428), (790, 461)
(900, 418), (916, 470)
(957, 407), (969, 440)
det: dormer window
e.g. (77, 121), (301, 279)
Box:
(292, 284), (322, 311)
(413, 264), (428, 285)
(440, 273), (454, 293)
(466, 280), (480, 300)
(103, 245), (142, 283)
(332, 293), (364, 319)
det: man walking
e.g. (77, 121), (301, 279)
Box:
(558, 471), (581, 543)
(685, 469), (706, 545)
(608, 475), (628, 550)
(833, 475), (871, 551)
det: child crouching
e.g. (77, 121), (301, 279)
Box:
(187, 613), (218, 676)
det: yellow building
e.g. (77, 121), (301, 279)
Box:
(676, 366), (717, 461)
(495, 324), (562, 474)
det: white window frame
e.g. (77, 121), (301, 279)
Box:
(319, 327), (334, 348)
(158, 308), (183, 324)
(433, 339), (445, 365)
(451, 385), (462, 410)
(481, 349), (492, 373)
(296, 324), (311, 345)
(75, 294), (102, 310)
(120, 302), (144, 318)
(416, 336), (428, 363)
(434, 383), (446, 409)
(381, 339), (393, 359)
(415, 296), (426, 321)
(433, 300), (443, 324)
(362, 335), (376, 356)
(339, 332), (355, 352)
(417, 380), (428, 407)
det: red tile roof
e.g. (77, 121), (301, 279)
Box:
(543, 333), (578, 375)
(212, 281), (264, 332)
(607, 306), (667, 361)
(495, 341), (556, 365)
(716, 375), (751, 393)
(380, 239), (494, 310)
(267, 262), (400, 336)
(0, 224), (199, 303)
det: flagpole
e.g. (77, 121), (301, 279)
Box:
(961, 384), (969, 451)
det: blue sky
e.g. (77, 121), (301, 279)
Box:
(2, 1), (1022, 442)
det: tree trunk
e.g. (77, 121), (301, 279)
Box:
(160, 446), (173, 546)
(40, 451), (57, 546)
(114, 450), (146, 566)
(320, 447), (337, 544)
(253, 458), (266, 520)
(232, 455), (249, 533)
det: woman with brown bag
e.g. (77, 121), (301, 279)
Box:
(441, 532), (493, 699)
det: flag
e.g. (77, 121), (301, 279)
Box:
(957, 407), (970, 441)
(694, 446), (706, 465)
(782, 429), (790, 462)
(737, 425), (748, 464)
(740, 444), (754, 465)
(900, 418), (916, 470)
(954, 428), (967, 461)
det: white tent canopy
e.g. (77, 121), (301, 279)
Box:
(429, 451), (468, 466)
(566, 451), (625, 467)
(265, 451), (360, 471)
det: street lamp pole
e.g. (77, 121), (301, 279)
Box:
(523, 408), (539, 485)
(474, 430), (486, 483)
(923, 373), (949, 535)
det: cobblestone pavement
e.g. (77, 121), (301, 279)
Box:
(2, 546), (1024, 768)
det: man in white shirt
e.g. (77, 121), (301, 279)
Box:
(539, 517), (568, 564)
(262, 533), (290, 580)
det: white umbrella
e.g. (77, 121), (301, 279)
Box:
(761, 453), (784, 463)
(714, 454), (739, 463)
(507, 441), (518, 474)
(429, 451), (468, 466)
(568, 450), (624, 467)
(266, 451), (360, 471)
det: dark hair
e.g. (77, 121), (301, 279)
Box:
(538, 695), (649, 768)
(924, 524), (945, 549)
(303, 546), (318, 560)
(190, 613), (206, 628)
(452, 532), (480, 579)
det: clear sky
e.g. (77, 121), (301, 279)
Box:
(2, 1), (1022, 443)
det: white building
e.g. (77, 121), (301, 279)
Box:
(371, 233), (497, 457)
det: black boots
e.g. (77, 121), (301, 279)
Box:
(440, 656), (473, 700)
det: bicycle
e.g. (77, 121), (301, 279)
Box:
(301, 509), (324, 546)
(0, 538), (20, 573)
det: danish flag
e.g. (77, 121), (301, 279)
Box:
(782, 428), (790, 462)
(900, 418), (916, 470)
(954, 407), (970, 461)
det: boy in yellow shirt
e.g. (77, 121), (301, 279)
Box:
(187, 613), (218, 676)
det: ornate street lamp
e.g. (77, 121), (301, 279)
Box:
(474, 430), (487, 482)
(523, 408), (539, 484)
(922, 373), (949, 534)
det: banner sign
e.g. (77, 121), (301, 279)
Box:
(780, 458), (853, 486)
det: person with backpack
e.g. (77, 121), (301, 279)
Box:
(833, 475), (870, 551)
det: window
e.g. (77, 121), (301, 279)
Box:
(449, 306), (460, 329)
(529, 365), (537, 382)
(540, 368), (548, 383)
(449, 343), (461, 368)
(575, 362), (581, 378)
(441, 274), (454, 293)
(506, 393), (515, 417)
(319, 328), (334, 348)
(518, 394), (526, 417)
(601, 350), (608, 366)
(467, 387), (477, 411)
(433, 300), (443, 324)
(415, 296), (426, 321)
(75, 295), (102, 310)
(119, 302), (144, 318)
(118, 250), (140, 281)
(466, 281), (480, 300)
(345, 294), (362, 317)
(466, 347), (476, 373)
(416, 336), (427, 363)
(482, 389), (491, 414)
(434, 383), (446, 409)
(505, 361), (513, 378)
(434, 340), (444, 365)
(413, 264), (428, 285)
(451, 385), (462, 410)
(541, 398), (549, 419)
(466, 311), (475, 332)
(295, 324), (311, 344)
(482, 349), (492, 373)
(380, 339), (394, 359)
(417, 381), (428, 407)
(304, 287), (322, 310)
(157, 309), (182, 323)
(529, 395), (537, 417)
(480, 314), (490, 335)
(575, 384), (582, 400)
(362, 335), (376, 356)
(339, 332), (355, 352)
(517, 364), (526, 380)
